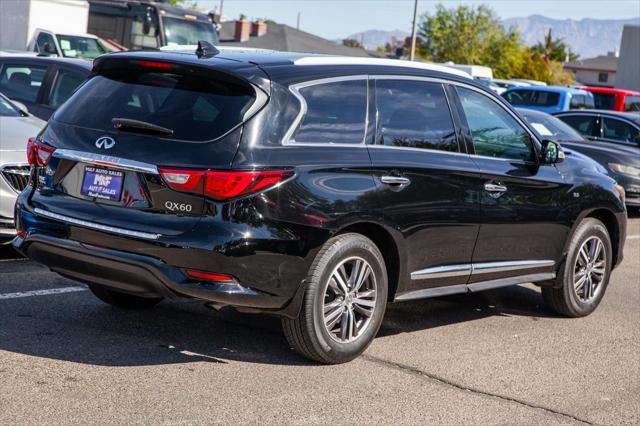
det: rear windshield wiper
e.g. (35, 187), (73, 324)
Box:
(112, 118), (174, 136)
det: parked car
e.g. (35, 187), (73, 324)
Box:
(518, 108), (640, 208)
(502, 86), (595, 113)
(583, 87), (640, 112)
(0, 92), (45, 242)
(0, 55), (91, 120)
(14, 50), (626, 364)
(553, 110), (640, 147)
(475, 78), (505, 95)
(493, 79), (531, 90)
(27, 29), (108, 60)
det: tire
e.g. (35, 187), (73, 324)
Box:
(542, 218), (612, 317)
(89, 285), (163, 309)
(282, 233), (388, 364)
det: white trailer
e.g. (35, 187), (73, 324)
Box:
(0, 0), (89, 52)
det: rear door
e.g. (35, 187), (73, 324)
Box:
(454, 85), (567, 283)
(33, 57), (267, 237)
(368, 77), (481, 298)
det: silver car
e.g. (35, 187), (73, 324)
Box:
(0, 93), (45, 242)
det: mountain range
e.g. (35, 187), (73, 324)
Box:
(345, 15), (640, 59)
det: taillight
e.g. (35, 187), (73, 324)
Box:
(159, 168), (293, 201)
(27, 137), (55, 166)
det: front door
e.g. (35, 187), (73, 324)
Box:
(368, 77), (481, 299)
(454, 85), (569, 284)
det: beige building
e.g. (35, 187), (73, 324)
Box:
(616, 25), (640, 91)
(564, 53), (618, 87)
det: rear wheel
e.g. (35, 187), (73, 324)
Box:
(89, 285), (163, 309)
(282, 233), (388, 364)
(542, 218), (612, 317)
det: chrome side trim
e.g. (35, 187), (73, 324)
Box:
(394, 284), (468, 301)
(53, 150), (158, 174)
(411, 264), (472, 280)
(34, 208), (161, 240)
(472, 260), (555, 275)
(467, 272), (556, 292)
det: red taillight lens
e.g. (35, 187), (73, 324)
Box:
(186, 270), (235, 283)
(136, 60), (174, 71)
(159, 168), (293, 201)
(27, 137), (55, 166)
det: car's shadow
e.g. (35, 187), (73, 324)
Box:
(1, 284), (554, 367)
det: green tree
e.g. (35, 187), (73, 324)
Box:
(416, 4), (574, 84)
(342, 39), (363, 49)
(531, 29), (579, 62)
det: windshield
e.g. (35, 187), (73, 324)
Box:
(163, 17), (219, 46)
(0, 94), (21, 117)
(519, 111), (584, 142)
(54, 66), (256, 142)
(57, 35), (107, 59)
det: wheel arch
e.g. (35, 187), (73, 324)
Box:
(335, 221), (404, 302)
(566, 208), (622, 267)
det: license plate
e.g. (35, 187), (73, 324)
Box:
(81, 166), (124, 201)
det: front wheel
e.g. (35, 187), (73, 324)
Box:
(282, 233), (388, 364)
(542, 218), (612, 317)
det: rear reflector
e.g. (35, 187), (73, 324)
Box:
(27, 137), (55, 166)
(159, 168), (293, 201)
(186, 270), (235, 283)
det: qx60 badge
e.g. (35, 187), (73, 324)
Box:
(95, 136), (116, 150)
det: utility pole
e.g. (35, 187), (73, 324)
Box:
(297, 11), (301, 30)
(219, 0), (224, 20)
(409, 0), (419, 61)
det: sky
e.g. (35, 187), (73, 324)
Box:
(195, 0), (640, 39)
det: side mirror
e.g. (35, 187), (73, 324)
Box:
(541, 139), (564, 164)
(143, 7), (153, 35)
(10, 100), (29, 115)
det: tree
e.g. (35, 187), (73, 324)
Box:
(416, 4), (574, 84)
(342, 39), (363, 49)
(531, 29), (579, 62)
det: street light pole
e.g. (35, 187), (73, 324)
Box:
(409, 0), (419, 61)
(219, 0), (224, 19)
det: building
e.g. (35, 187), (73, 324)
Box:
(219, 20), (377, 57)
(616, 25), (640, 92)
(564, 53), (618, 87)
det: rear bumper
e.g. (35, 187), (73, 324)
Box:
(14, 233), (305, 316)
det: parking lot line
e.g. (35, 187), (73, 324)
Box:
(0, 286), (87, 300)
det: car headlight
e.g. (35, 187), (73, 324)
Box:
(608, 163), (640, 177)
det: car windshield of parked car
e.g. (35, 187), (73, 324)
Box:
(163, 17), (219, 46)
(592, 92), (616, 110)
(520, 111), (584, 142)
(56, 35), (107, 59)
(0, 94), (21, 117)
(624, 96), (640, 112)
(54, 68), (256, 141)
(503, 89), (560, 107)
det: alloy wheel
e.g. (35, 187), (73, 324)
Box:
(323, 256), (377, 343)
(573, 236), (606, 302)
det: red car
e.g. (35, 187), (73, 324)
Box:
(584, 87), (640, 112)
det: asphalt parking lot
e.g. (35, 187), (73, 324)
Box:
(1, 214), (638, 425)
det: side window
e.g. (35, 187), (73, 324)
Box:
(130, 19), (159, 49)
(375, 79), (457, 152)
(36, 32), (56, 54)
(48, 69), (85, 109)
(570, 94), (593, 109)
(624, 96), (640, 112)
(457, 87), (534, 162)
(558, 115), (595, 136)
(292, 79), (367, 144)
(0, 63), (47, 103)
(601, 117), (640, 144)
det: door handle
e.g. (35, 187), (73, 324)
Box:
(484, 182), (507, 193)
(381, 176), (411, 186)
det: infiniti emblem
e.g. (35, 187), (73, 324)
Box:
(95, 136), (116, 150)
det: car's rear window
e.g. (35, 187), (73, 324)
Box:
(54, 67), (257, 141)
(592, 92), (616, 110)
(503, 90), (560, 107)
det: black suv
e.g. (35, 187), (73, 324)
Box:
(14, 49), (627, 364)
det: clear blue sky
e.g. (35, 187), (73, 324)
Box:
(195, 0), (640, 39)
